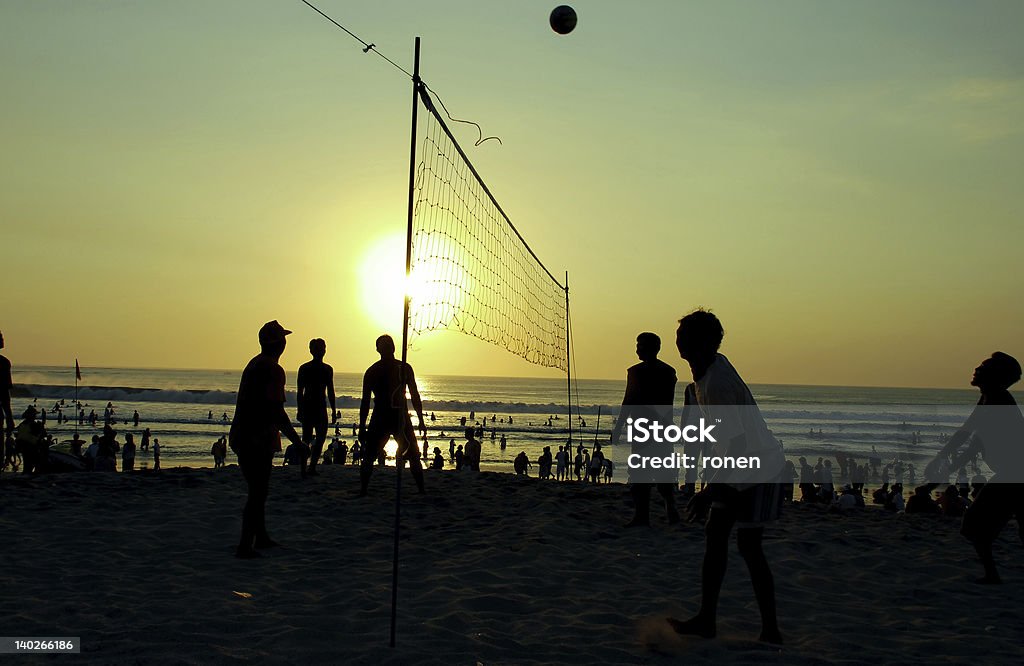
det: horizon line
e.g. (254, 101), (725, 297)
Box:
(12, 362), (991, 393)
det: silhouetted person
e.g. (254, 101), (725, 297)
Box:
(14, 406), (44, 473)
(297, 338), (338, 476)
(229, 320), (304, 558)
(514, 450), (531, 475)
(610, 332), (679, 526)
(668, 309), (784, 644)
(463, 426), (482, 472)
(357, 335), (426, 496)
(152, 438), (161, 470)
(905, 484), (940, 514)
(0, 331), (14, 435)
(122, 433), (136, 471)
(924, 352), (1024, 583)
(431, 446), (444, 470)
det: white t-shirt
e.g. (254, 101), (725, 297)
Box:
(694, 354), (785, 485)
(962, 398), (1024, 480)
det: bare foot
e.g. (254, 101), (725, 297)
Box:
(974, 575), (1002, 585)
(666, 616), (715, 639)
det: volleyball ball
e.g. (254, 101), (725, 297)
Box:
(550, 5), (577, 35)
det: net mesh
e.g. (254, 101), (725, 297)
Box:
(408, 87), (567, 370)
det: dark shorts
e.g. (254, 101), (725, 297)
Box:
(961, 482), (1024, 543)
(302, 416), (328, 443)
(710, 483), (782, 525)
(366, 417), (418, 459)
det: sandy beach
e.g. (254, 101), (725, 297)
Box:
(1, 466), (1021, 664)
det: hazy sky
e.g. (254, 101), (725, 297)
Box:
(2, 1), (1022, 387)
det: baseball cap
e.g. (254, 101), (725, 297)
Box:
(258, 320), (292, 345)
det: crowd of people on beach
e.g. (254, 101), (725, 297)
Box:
(0, 393), (164, 474)
(2, 318), (1022, 606)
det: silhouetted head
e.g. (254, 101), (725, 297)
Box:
(376, 334), (396, 358)
(0, 330), (5, 349)
(676, 309), (724, 361)
(258, 320), (291, 358)
(971, 352), (1021, 391)
(22, 405), (37, 420)
(636, 332), (661, 361)
(309, 338), (326, 360)
(464, 427), (475, 441)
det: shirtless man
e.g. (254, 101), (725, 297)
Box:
(357, 335), (426, 496)
(297, 338), (338, 476)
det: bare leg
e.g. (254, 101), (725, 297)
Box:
(737, 527), (782, 643)
(972, 540), (1002, 584)
(667, 506), (734, 638)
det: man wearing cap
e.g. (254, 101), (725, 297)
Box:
(296, 338), (338, 477)
(230, 320), (305, 559)
(358, 334), (426, 496)
(0, 331), (14, 436)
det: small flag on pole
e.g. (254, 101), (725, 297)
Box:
(76, 359), (81, 381)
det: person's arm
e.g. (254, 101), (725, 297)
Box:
(610, 371), (633, 444)
(272, 367), (302, 447)
(406, 364), (426, 436)
(296, 367), (306, 423)
(948, 436), (983, 476)
(327, 366), (337, 423)
(923, 426), (975, 481)
(1, 360), (13, 433)
(0, 395), (12, 434)
(936, 429), (972, 459)
(358, 370), (371, 443)
(277, 404), (302, 447)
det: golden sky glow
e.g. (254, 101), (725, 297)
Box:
(2, 1), (1022, 387)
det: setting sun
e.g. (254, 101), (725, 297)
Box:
(359, 233), (407, 332)
(359, 230), (467, 337)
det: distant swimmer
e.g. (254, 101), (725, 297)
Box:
(296, 338), (338, 477)
(357, 335), (426, 496)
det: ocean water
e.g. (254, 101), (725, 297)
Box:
(10, 365), (1011, 477)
